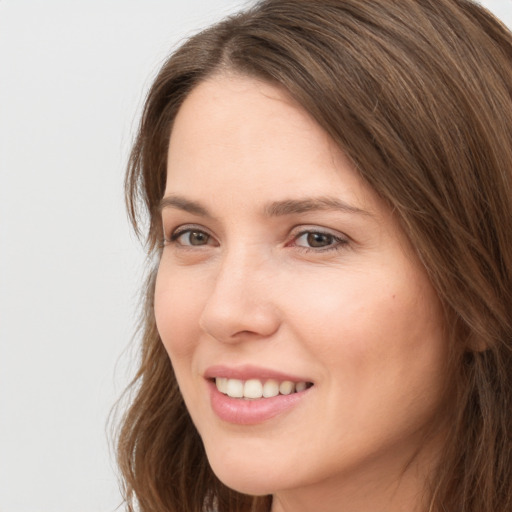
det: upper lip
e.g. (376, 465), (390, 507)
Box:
(204, 364), (312, 383)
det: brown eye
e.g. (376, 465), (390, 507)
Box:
(188, 231), (210, 245)
(296, 231), (335, 248)
(172, 229), (212, 246)
(306, 232), (334, 248)
(293, 230), (348, 251)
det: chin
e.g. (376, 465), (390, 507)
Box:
(216, 474), (273, 497)
(205, 448), (286, 496)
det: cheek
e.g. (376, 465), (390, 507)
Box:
(154, 265), (206, 360)
(283, 268), (399, 353)
(285, 265), (447, 383)
(293, 271), (449, 448)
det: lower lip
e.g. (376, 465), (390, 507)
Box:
(208, 380), (311, 425)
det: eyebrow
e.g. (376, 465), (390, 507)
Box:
(159, 195), (211, 216)
(159, 194), (371, 217)
(264, 196), (370, 217)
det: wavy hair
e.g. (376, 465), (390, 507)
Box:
(117, 1), (512, 510)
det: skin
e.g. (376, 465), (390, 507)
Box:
(154, 74), (452, 512)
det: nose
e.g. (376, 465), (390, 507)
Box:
(198, 248), (281, 344)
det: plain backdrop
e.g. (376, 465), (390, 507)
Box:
(0, 1), (511, 511)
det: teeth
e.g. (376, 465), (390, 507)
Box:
(295, 381), (307, 392)
(215, 377), (310, 399)
(244, 379), (263, 399)
(216, 377), (228, 394)
(226, 378), (244, 398)
(262, 379), (279, 398)
(279, 381), (294, 395)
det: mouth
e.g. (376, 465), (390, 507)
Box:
(212, 377), (314, 399)
(205, 367), (314, 424)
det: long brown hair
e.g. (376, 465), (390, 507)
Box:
(117, 1), (512, 510)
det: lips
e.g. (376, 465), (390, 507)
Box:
(204, 365), (314, 424)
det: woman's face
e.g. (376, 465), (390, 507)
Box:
(155, 74), (451, 508)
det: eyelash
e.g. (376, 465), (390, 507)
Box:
(163, 226), (349, 253)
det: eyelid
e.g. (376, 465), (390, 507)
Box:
(290, 225), (349, 240)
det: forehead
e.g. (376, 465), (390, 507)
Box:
(165, 74), (379, 217)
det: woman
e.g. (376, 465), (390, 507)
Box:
(117, 1), (512, 511)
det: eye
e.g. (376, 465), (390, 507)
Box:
(292, 229), (348, 251)
(169, 227), (215, 247)
(297, 232), (334, 248)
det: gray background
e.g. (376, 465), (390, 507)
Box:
(0, 1), (510, 511)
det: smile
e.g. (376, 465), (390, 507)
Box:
(215, 377), (312, 399)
